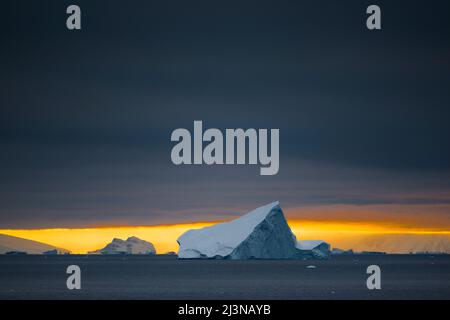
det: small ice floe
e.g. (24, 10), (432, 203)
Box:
(306, 265), (317, 269)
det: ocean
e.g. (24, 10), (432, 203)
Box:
(0, 254), (449, 299)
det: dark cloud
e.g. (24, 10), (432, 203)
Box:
(1, 0), (449, 227)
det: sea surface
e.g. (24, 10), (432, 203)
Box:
(0, 254), (449, 299)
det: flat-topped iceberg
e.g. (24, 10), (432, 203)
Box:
(177, 201), (330, 260)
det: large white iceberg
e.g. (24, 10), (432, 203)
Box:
(90, 236), (156, 255)
(177, 201), (330, 259)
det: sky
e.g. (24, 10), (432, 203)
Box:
(0, 1), (450, 252)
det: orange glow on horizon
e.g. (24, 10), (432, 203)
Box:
(1, 220), (450, 254)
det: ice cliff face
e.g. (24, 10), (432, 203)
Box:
(177, 201), (330, 259)
(92, 236), (156, 255)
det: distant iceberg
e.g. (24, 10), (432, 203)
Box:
(90, 236), (156, 255)
(0, 234), (70, 255)
(331, 248), (354, 255)
(296, 240), (331, 259)
(42, 249), (59, 255)
(177, 201), (330, 260)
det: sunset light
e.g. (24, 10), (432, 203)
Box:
(2, 220), (449, 254)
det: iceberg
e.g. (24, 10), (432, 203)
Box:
(42, 249), (59, 255)
(90, 236), (156, 255)
(177, 201), (330, 259)
(296, 240), (330, 259)
(0, 234), (70, 254)
(331, 248), (354, 255)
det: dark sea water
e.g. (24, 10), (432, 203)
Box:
(0, 255), (449, 299)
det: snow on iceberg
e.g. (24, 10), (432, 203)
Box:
(177, 201), (330, 260)
(296, 240), (330, 259)
(90, 236), (156, 255)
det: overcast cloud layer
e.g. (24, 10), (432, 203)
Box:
(1, 0), (449, 228)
